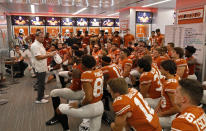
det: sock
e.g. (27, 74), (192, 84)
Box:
(52, 97), (61, 117)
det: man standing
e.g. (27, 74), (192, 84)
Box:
(171, 79), (206, 131)
(31, 31), (56, 104)
(156, 29), (164, 47)
(112, 31), (122, 48)
(149, 31), (156, 47)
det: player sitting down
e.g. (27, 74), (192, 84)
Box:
(172, 79), (206, 131)
(108, 78), (162, 131)
(57, 55), (104, 131)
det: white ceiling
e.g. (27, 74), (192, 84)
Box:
(0, 0), (176, 16)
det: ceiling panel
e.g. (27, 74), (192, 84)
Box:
(30, 0), (41, 4)
(0, 0), (176, 16)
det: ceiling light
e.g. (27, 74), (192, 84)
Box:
(86, 0), (89, 7)
(111, 0), (114, 6)
(31, 5), (35, 13)
(72, 7), (87, 15)
(99, 0), (102, 7)
(72, 0), (75, 6)
(92, 5), (99, 8)
(142, 0), (171, 7)
(107, 12), (119, 16)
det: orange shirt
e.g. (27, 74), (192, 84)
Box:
(108, 49), (121, 63)
(46, 50), (53, 66)
(81, 69), (104, 104)
(149, 36), (156, 46)
(92, 50), (102, 66)
(43, 37), (52, 48)
(92, 50), (101, 57)
(82, 35), (90, 45)
(152, 63), (165, 83)
(156, 34), (164, 46)
(175, 58), (189, 79)
(112, 36), (121, 47)
(155, 55), (170, 69)
(118, 58), (133, 76)
(171, 106), (206, 131)
(160, 75), (180, 112)
(139, 67), (163, 99)
(99, 35), (107, 44)
(112, 88), (162, 131)
(69, 64), (85, 91)
(101, 64), (121, 81)
(124, 34), (134, 47)
(186, 56), (196, 75)
(128, 52), (136, 60)
(136, 46), (149, 58)
(168, 50), (172, 58)
(58, 48), (68, 58)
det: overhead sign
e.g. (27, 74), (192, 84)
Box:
(177, 7), (204, 24)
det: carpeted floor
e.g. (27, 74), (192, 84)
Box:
(0, 72), (110, 131)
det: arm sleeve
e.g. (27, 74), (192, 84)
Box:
(171, 118), (195, 131)
(81, 71), (93, 83)
(125, 59), (133, 67)
(112, 97), (132, 116)
(140, 73), (153, 85)
(164, 82), (177, 93)
(31, 45), (42, 57)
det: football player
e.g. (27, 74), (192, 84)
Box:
(172, 79), (206, 131)
(57, 55), (104, 131)
(171, 47), (189, 79)
(137, 58), (162, 99)
(118, 48), (133, 78)
(108, 78), (162, 131)
(155, 60), (180, 130)
(45, 51), (85, 131)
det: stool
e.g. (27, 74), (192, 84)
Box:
(5, 59), (19, 85)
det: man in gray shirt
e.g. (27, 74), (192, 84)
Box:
(31, 31), (56, 104)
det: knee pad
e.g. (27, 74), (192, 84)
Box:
(59, 71), (70, 78)
(50, 89), (59, 97)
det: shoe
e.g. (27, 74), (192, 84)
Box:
(45, 116), (59, 125)
(44, 95), (49, 99)
(14, 73), (23, 78)
(35, 99), (49, 104)
(0, 99), (8, 105)
(31, 74), (36, 78)
(79, 119), (90, 131)
(102, 112), (114, 126)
